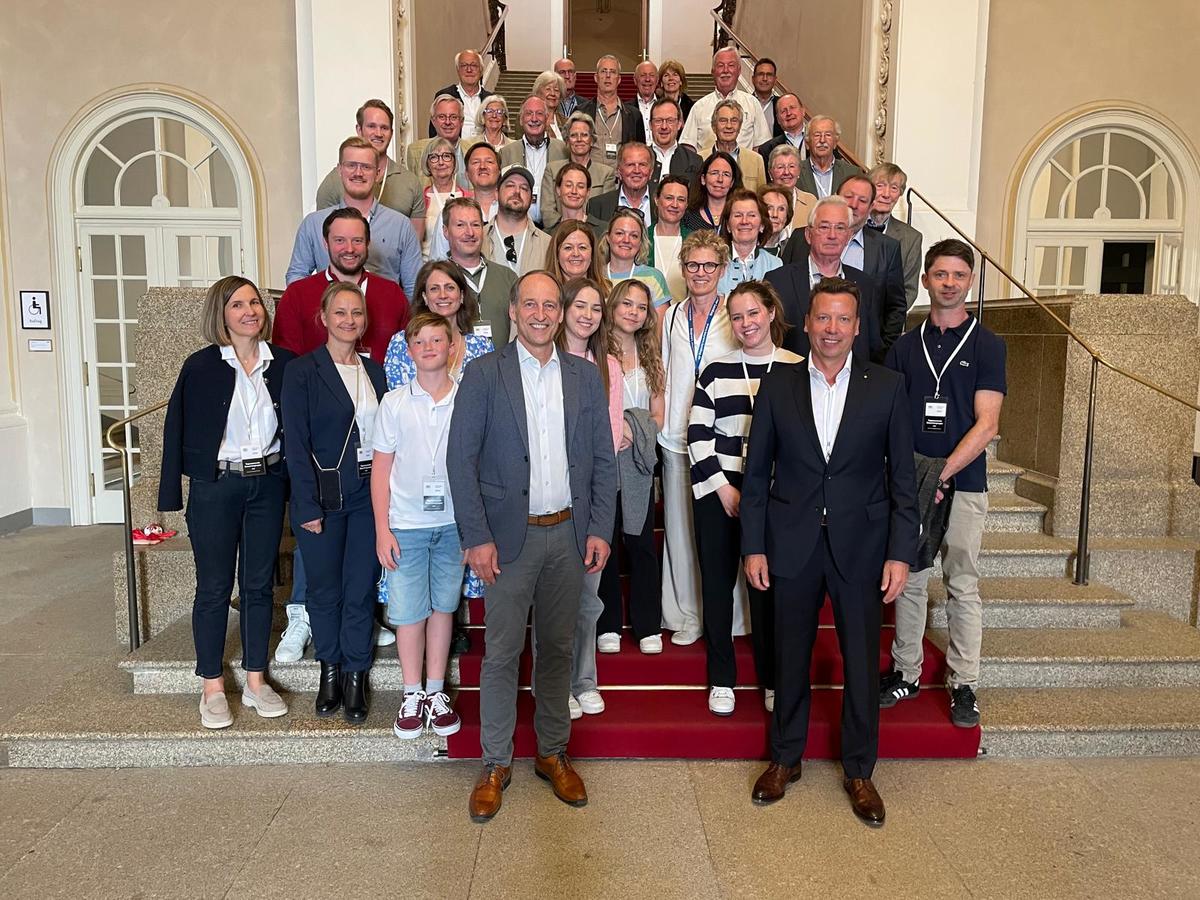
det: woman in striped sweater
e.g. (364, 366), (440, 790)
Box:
(687, 280), (803, 717)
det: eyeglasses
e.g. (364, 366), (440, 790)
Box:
(428, 152), (455, 163)
(483, 108), (506, 117)
(813, 223), (850, 235)
(340, 161), (376, 173)
(650, 117), (678, 127)
(683, 261), (720, 273)
(503, 235), (517, 264)
(433, 114), (462, 124)
(715, 117), (742, 126)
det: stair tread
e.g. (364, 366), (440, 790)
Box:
(986, 493), (1046, 512)
(981, 687), (1200, 732)
(978, 532), (1073, 553)
(926, 576), (1133, 606)
(986, 460), (1024, 475)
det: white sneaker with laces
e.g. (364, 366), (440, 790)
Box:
(764, 689), (775, 713)
(576, 689), (605, 715)
(708, 686), (736, 716)
(671, 628), (701, 646)
(274, 604), (310, 663)
(596, 632), (621, 653)
(638, 634), (663, 654)
(568, 695), (583, 720)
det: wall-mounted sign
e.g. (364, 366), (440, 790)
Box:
(20, 291), (50, 329)
(28, 339), (53, 352)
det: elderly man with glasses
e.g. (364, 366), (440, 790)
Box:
(431, 49), (494, 139)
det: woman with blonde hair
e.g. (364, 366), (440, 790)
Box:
(656, 59), (694, 128)
(599, 208), (671, 307)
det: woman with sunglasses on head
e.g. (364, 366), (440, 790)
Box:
(600, 208), (671, 308)
(159, 276), (296, 730)
(682, 151), (742, 234)
(597, 278), (666, 655)
(283, 281), (387, 725)
(717, 189), (782, 294)
(421, 138), (473, 261)
(688, 280), (801, 716)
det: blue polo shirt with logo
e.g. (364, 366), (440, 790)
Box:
(885, 313), (1007, 492)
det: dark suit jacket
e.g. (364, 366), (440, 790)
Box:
(756, 133), (804, 167)
(447, 342), (617, 563)
(282, 346), (387, 525)
(158, 343), (296, 511)
(781, 230), (908, 361)
(430, 84), (495, 137)
(764, 261), (880, 362)
(587, 188), (657, 231)
(651, 144), (703, 185)
(576, 98), (647, 145)
(797, 157), (861, 198)
(880, 216), (923, 309)
(740, 357), (918, 581)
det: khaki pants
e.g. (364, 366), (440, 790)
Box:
(891, 491), (988, 688)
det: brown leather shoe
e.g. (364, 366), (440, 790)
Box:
(752, 762), (802, 805)
(843, 777), (885, 827)
(468, 763), (511, 823)
(534, 751), (588, 807)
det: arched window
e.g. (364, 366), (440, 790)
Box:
(1013, 109), (1196, 299)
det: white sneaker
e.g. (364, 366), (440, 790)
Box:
(199, 691), (233, 729)
(375, 624), (396, 647)
(764, 689), (775, 713)
(242, 683), (288, 718)
(596, 632), (621, 653)
(671, 628), (701, 646)
(568, 695), (583, 720)
(638, 634), (663, 654)
(576, 689), (605, 715)
(274, 604), (310, 663)
(708, 687), (736, 717)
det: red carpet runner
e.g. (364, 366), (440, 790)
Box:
(445, 597), (981, 760)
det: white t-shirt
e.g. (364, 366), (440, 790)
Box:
(335, 360), (379, 448)
(371, 380), (458, 529)
(659, 296), (737, 454)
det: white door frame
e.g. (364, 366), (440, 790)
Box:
(48, 91), (259, 525)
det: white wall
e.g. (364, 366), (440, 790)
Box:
(504, 0), (562, 69)
(653, 0), (717, 71)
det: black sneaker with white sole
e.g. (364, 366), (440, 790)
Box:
(950, 684), (981, 727)
(879, 670), (919, 708)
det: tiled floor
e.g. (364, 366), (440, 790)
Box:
(1, 525), (1198, 898)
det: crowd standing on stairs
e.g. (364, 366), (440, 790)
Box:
(157, 40), (1008, 829)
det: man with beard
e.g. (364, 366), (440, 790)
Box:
(484, 165), (552, 277)
(465, 142), (502, 223)
(287, 136), (422, 296)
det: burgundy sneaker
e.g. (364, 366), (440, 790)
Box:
(425, 691), (461, 737)
(393, 690), (426, 739)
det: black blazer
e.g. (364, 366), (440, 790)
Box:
(764, 261), (880, 362)
(651, 144), (703, 185)
(756, 133), (803, 167)
(781, 229), (908, 361)
(430, 84), (495, 137)
(282, 346), (387, 525)
(576, 98), (647, 145)
(158, 343), (296, 512)
(740, 357), (919, 581)
(587, 188), (657, 231)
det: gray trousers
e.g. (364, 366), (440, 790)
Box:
(480, 519), (585, 765)
(530, 568), (603, 697)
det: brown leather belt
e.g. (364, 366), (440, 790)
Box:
(527, 508), (572, 527)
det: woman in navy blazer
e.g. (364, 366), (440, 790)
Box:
(159, 276), (296, 730)
(282, 281), (387, 724)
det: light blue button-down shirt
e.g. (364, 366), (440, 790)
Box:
(285, 200), (421, 296)
(841, 228), (866, 271)
(717, 248), (782, 294)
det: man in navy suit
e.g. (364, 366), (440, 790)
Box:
(449, 271), (617, 823)
(741, 277), (918, 827)
(431, 49), (493, 139)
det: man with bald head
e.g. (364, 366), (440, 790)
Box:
(554, 57), (580, 119)
(499, 96), (568, 226)
(680, 46), (771, 152)
(631, 60), (661, 139)
(432, 49), (493, 139)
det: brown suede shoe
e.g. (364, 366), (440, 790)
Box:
(534, 751), (588, 807)
(752, 762), (802, 805)
(469, 763), (511, 823)
(843, 777), (886, 827)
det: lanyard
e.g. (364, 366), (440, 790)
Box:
(687, 295), (720, 378)
(314, 358), (361, 473)
(464, 262), (488, 294)
(740, 347), (775, 412)
(413, 381), (457, 476)
(920, 317), (977, 399)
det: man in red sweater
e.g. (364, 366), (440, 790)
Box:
(273, 207), (410, 363)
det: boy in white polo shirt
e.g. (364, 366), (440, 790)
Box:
(371, 310), (464, 739)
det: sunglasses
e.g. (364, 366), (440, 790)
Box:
(503, 235), (517, 264)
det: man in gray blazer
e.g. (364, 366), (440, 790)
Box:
(449, 270), (617, 823)
(868, 163), (925, 309)
(798, 115), (861, 200)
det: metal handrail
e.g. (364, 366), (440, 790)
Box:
(480, 2), (509, 87)
(711, 10), (1199, 586)
(105, 399), (169, 651)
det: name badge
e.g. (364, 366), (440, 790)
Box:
(923, 397), (948, 434)
(605, 143), (618, 159)
(423, 478), (446, 512)
(474, 320), (493, 339)
(240, 445), (265, 476)
(356, 445), (373, 478)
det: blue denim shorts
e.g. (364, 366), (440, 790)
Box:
(383, 524), (464, 626)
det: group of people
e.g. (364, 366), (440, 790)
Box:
(157, 43), (1007, 828)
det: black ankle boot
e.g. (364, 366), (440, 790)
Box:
(315, 661), (342, 717)
(342, 670), (369, 725)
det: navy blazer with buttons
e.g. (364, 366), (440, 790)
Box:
(281, 345), (387, 526)
(158, 343), (296, 512)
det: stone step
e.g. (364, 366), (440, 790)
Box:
(980, 687), (1200, 757)
(984, 460), (1022, 494)
(927, 577), (1132, 629)
(983, 493), (1046, 534)
(928, 610), (1200, 689)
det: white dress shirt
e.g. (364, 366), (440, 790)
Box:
(218, 342), (280, 461)
(653, 141), (677, 175)
(458, 84), (483, 139)
(637, 95), (655, 139)
(523, 137), (550, 223)
(679, 89), (772, 151)
(809, 256), (846, 286)
(517, 341), (572, 514)
(808, 353), (853, 462)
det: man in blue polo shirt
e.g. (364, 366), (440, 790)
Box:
(879, 238), (1006, 727)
